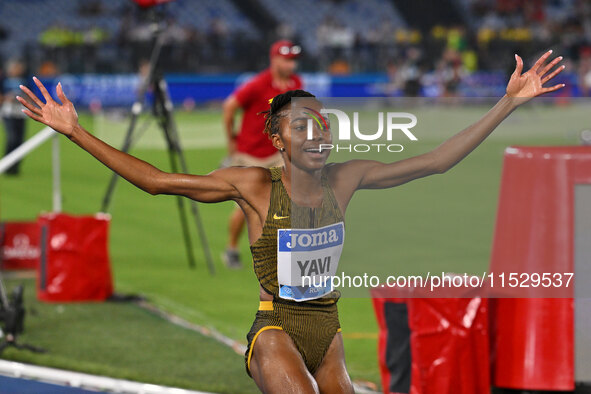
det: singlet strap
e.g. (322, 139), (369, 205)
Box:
(270, 166), (283, 182)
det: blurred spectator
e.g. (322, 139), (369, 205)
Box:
(328, 58), (351, 75)
(38, 61), (59, 78)
(436, 48), (464, 97)
(380, 60), (405, 97)
(399, 47), (424, 97)
(276, 23), (297, 41)
(317, 17), (355, 71)
(77, 1), (104, 17)
(207, 17), (231, 63)
(1, 59), (28, 175)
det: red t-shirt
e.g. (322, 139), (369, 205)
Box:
(233, 69), (302, 158)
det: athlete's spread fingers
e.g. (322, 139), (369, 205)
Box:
(22, 109), (44, 123)
(539, 56), (563, 76)
(56, 82), (70, 104)
(542, 83), (566, 94)
(16, 96), (42, 116)
(542, 65), (566, 85)
(19, 84), (44, 108)
(531, 50), (553, 73)
(33, 76), (53, 102)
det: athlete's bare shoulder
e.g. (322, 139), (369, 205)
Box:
(238, 165), (273, 191)
(324, 160), (377, 190)
(209, 165), (272, 204)
(209, 165), (270, 186)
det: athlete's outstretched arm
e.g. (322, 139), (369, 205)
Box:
(351, 51), (565, 190)
(17, 77), (248, 203)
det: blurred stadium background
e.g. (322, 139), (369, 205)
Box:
(0, 0), (589, 393)
(0, 0), (588, 102)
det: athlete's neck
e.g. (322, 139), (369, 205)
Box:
(281, 164), (324, 207)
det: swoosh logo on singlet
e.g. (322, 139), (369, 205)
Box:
(273, 213), (289, 220)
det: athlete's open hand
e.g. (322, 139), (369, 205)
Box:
(506, 50), (565, 104)
(16, 77), (79, 138)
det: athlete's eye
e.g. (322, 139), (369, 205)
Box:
(292, 122), (307, 131)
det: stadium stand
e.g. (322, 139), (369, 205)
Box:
(0, 0), (588, 86)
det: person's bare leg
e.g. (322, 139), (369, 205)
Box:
(313, 333), (354, 394)
(250, 330), (319, 394)
(224, 207), (246, 268)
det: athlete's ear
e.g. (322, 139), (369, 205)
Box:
(272, 133), (284, 151)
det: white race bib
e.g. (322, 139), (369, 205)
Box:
(277, 222), (344, 302)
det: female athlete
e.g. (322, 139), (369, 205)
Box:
(17, 51), (564, 393)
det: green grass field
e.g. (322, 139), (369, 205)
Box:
(0, 101), (585, 392)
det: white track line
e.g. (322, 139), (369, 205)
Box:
(0, 359), (215, 394)
(136, 300), (247, 355)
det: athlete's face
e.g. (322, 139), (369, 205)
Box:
(273, 99), (332, 172)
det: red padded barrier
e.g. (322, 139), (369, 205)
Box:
(37, 212), (113, 302)
(0, 221), (40, 270)
(490, 146), (591, 391)
(372, 285), (489, 394)
(408, 298), (490, 394)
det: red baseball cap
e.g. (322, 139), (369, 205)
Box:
(269, 40), (302, 59)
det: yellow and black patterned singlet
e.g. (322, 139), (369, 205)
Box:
(250, 165), (345, 306)
(244, 165), (346, 377)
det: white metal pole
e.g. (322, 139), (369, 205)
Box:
(51, 133), (62, 213)
(0, 127), (55, 174)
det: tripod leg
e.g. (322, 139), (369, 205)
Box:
(17, 342), (47, 354)
(152, 84), (199, 271)
(155, 79), (215, 275)
(101, 30), (167, 213)
(101, 103), (143, 213)
(161, 137), (198, 269)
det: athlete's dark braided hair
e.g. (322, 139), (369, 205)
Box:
(261, 90), (316, 138)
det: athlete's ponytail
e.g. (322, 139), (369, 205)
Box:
(260, 90), (316, 138)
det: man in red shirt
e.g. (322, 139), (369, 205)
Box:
(221, 40), (303, 268)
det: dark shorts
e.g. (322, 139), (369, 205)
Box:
(244, 299), (341, 377)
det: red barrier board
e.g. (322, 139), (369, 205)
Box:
(371, 286), (489, 394)
(408, 298), (489, 394)
(0, 221), (40, 270)
(489, 146), (591, 390)
(37, 213), (113, 302)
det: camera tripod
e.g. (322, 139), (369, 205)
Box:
(100, 19), (215, 274)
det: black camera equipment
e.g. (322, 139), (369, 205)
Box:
(0, 229), (45, 355)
